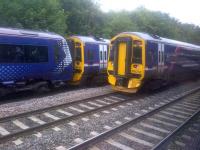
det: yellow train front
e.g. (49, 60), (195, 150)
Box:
(108, 32), (145, 93)
(108, 32), (200, 93)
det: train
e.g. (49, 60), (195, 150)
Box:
(0, 28), (73, 96)
(67, 36), (109, 85)
(0, 28), (109, 96)
(1, 28), (200, 96)
(107, 32), (200, 93)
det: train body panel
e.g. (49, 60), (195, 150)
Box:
(68, 36), (109, 85)
(108, 32), (200, 93)
(0, 28), (73, 92)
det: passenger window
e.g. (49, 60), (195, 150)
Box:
(0, 44), (48, 63)
(100, 51), (103, 61)
(158, 51), (161, 63)
(67, 40), (74, 60)
(132, 46), (142, 64)
(109, 46), (114, 61)
(75, 47), (81, 61)
(54, 44), (60, 62)
(104, 51), (107, 61)
(0, 45), (24, 63)
(24, 45), (48, 63)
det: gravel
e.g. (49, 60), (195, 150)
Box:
(0, 81), (199, 150)
(0, 80), (199, 150)
(0, 86), (112, 119)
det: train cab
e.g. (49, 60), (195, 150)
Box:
(108, 32), (146, 93)
(68, 36), (110, 85)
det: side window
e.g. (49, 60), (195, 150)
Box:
(0, 44), (48, 63)
(75, 47), (81, 61)
(100, 51), (103, 61)
(37, 46), (48, 62)
(0, 44), (24, 63)
(67, 40), (74, 60)
(109, 46), (114, 61)
(104, 51), (106, 61)
(158, 51), (162, 63)
(54, 43), (60, 62)
(24, 45), (48, 63)
(74, 42), (82, 62)
(132, 46), (142, 64)
(90, 51), (94, 60)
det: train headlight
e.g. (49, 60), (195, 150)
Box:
(136, 83), (140, 87)
(128, 79), (141, 88)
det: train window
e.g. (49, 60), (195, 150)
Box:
(100, 51), (103, 61)
(0, 44), (48, 63)
(0, 44), (24, 63)
(109, 46), (114, 61)
(67, 40), (74, 60)
(75, 47), (81, 61)
(75, 42), (81, 47)
(54, 44), (60, 63)
(24, 45), (48, 63)
(158, 51), (161, 62)
(104, 51), (107, 61)
(132, 46), (142, 64)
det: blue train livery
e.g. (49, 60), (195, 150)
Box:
(0, 28), (73, 95)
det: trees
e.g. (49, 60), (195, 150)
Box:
(0, 0), (66, 35)
(60, 0), (105, 36)
(0, 0), (199, 44)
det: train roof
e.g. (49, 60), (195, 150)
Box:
(71, 35), (110, 44)
(122, 32), (200, 50)
(0, 27), (65, 40)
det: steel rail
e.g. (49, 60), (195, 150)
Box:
(0, 92), (115, 123)
(68, 87), (200, 150)
(152, 107), (200, 149)
(0, 92), (138, 143)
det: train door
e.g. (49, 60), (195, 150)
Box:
(99, 44), (108, 70)
(73, 42), (83, 72)
(103, 45), (108, 69)
(117, 43), (127, 75)
(68, 38), (84, 83)
(158, 43), (165, 76)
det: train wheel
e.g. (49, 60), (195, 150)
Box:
(0, 88), (7, 97)
(36, 84), (50, 94)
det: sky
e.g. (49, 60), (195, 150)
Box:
(99, 0), (200, 26)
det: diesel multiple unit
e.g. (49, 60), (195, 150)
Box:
(0, 28), (200, 95)
(107, 32), (200, 93)
(0, 28), (73, 95)
(68, 36), (109, 85)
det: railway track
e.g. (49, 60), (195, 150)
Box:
(68, 87), (200, 150)
(162, 110), (200, 149)
(153, 105), (200, 150)
(0, 92), (139, 143)
(0, 82), (199, 149)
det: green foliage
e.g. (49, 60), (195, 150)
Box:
(0, 0), (199, 44)
(60, 0), (105, 36)
(0, 0), (66, 35)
